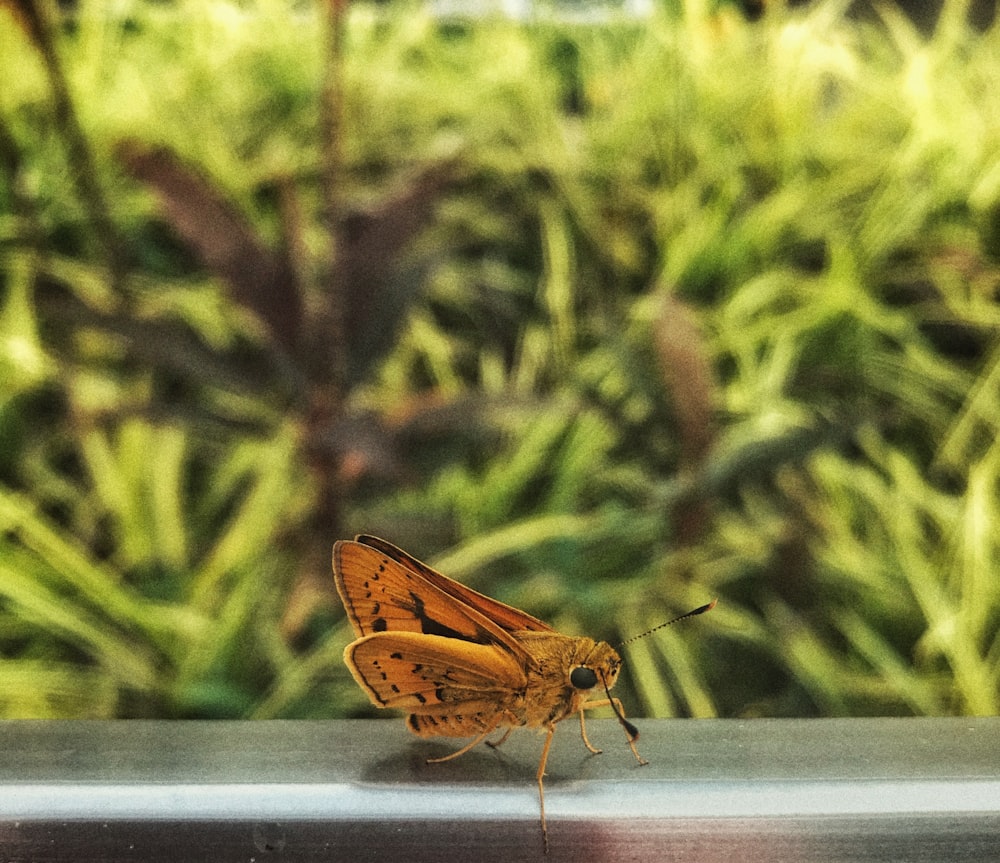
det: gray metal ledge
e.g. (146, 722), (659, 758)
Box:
(1, 717), (998, 862)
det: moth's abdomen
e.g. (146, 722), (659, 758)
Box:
(407, 711), (515, 738)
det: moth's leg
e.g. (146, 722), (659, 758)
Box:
(486, 727), (514, 750)
(577, 708), (602, 755)
(536, 724), (556, 854)
(425, 715), (504, 765)
(580, 697), (648, 766)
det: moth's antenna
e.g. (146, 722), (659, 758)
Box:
(600, 670), (640, 741)
(618, 599), (717, 649)
(598, 668), (649, 766)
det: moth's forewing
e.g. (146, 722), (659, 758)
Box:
(355, 535), (553, 634)
(333, 540), (532, 663)
(346, 631), (527, 713)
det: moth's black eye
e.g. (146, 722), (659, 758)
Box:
(570, 666), (598, 690)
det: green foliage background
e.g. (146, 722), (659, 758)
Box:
(1, 0), (998, 721)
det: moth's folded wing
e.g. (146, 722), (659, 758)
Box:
(345, 631), (527, 714)
(355, 535), (552, 634)
(334, 540), (533, 663)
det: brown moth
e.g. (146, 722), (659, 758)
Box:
(333, 534), (715, 852)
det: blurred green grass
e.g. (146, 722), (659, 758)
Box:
(0, 0), (998, 720)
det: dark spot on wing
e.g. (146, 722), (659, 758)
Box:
(408, 590), (469, 639)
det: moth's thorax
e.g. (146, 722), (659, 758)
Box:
(512, 631), (622, 728)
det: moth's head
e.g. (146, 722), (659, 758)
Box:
(569, 641), (622, 693)
(570, 640), (640, 744)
